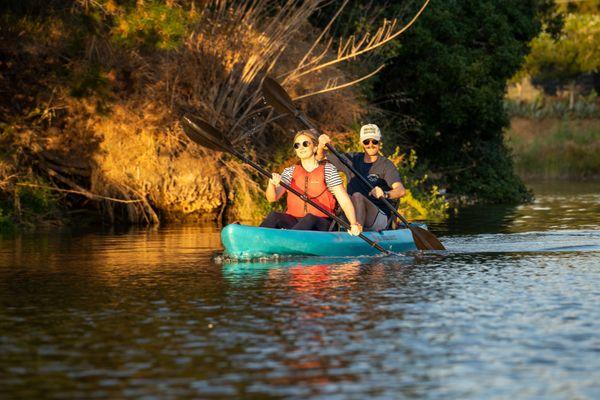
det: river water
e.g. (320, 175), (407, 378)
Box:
(1, 181), (598, 399)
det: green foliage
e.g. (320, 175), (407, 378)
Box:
(17, 180), (59, 217)
(0, 206), (15, 232)
(505, 92), (600, 119)
(374, 0), (547, 203)
(111, 1), (192, 51)
(523, 13), (600, 85)
(390, 148), (449, 220)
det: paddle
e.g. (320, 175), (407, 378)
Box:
(180, 116), (393, 255)
(261, 77), (445, 251)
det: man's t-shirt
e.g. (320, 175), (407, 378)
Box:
(327, 152), (401, 217)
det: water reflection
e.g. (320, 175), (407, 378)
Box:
(431, 180), (600, 235)
(0, 182), (598, 399)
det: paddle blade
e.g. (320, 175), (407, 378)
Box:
(181, 116), (238, 156)
(262, 77), (296, 116)
(409, 225), (446, 250)
(181, 116), (222, 151)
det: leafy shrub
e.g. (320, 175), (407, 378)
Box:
(0, 207), (14, 232)
(111, 1), (192, 51)
(390, 148), (449, 220)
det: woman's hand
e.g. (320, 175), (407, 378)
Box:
(269, 173), (281, 187)
(348, 223), (362, 236)
(318, 134), (331, 149)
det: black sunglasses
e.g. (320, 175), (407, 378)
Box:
(362, 139), (380, 145)
(293, 140), (311, 149)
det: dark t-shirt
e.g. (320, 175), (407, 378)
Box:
(327, 152), (402, 217)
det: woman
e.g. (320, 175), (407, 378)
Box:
(260, 130), (362, 236)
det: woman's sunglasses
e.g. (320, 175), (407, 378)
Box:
(362, 139), (380, 145)
(293, 140), (311, 149)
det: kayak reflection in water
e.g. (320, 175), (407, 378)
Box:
(260, 129), (362, 236)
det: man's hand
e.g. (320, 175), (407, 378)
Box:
(369, 186), (385, 199)
(269, 173), (281, 187)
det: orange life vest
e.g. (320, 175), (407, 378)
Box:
(286, 162), (337, 218)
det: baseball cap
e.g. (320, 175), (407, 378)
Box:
(359, 124), (381, 142)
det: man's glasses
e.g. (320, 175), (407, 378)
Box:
(293, 140), (311, 149)
(362, 139), (380, 146)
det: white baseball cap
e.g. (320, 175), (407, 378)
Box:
(359, 124), (381, 142)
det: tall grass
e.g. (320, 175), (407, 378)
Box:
(507, 118), (600, 179)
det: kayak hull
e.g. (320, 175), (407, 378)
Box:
(220, 224), (418, 258)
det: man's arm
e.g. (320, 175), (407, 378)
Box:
(369, 159), (406, 200)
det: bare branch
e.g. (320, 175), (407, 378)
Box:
(288, 0), (430, 81)
(16, 183), (142, 204)
(293, 64), (385, 101)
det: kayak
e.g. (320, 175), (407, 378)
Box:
(220, 223), (418, 258)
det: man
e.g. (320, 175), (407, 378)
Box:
(317, 124), (406, 231)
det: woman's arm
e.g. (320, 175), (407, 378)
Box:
(330, 185), (362, 235)
(265, 173), (286, 202)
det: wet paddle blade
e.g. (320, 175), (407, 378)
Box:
(181, 117), (221, 151)
(181, 116), (236, 155)
(182, 117), (229, 152)
(184, 116), (234, 147)
(409, 225), (446, 250)
(262, 77), (295, 116)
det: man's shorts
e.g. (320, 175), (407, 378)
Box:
(367, 209), (388, 231)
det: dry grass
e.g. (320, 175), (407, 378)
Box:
(506, 118), (600, 179)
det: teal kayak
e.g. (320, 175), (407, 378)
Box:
(220, 223), (418, 258)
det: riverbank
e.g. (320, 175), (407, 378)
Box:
(506, 117), (600, 180)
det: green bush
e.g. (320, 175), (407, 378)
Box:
(374, 0), (551, 203)
(0, 206), (14, 232)
(390, 148), (449, 220)
(111, 1), (192, 51)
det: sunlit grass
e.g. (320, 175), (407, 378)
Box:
(507, 118), (600, 179)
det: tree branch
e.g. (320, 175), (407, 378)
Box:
(292, 64), (385, 101)
(288, 0), (430, 80)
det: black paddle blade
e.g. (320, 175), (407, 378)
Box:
(181, 116), (236, 155)
(181, 117), (222, 151)
(410, 225), (446, 250)
(262, 77), (296, 116)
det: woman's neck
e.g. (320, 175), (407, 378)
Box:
(300, 157), (318, 171)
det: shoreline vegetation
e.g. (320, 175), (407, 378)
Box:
(0, 1), (568, 231)
(0, 0), (447, 231)
(506, 117), (600, 180)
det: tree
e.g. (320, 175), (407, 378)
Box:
(523, 12), (600, 107)
(375, 0), (556, 203)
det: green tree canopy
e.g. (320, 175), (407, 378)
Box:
(374, 0), (555, 202)
(523, 13), (600, 84)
